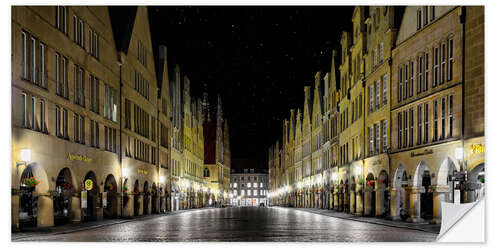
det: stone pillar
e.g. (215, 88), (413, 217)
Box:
(113, 193), (121, 217)
(375, 187), (385, 217)
(431, 185), (450, 224)
(122, 194), (134, 217)
(407, 187), (424, 223)
(37, 193), (54, 228)
(356, 190), (363, 216)
(350, 190), (356, 214)
(138, 194), (144, 216)
(389, 187), (400, 220)
(71, 193), (82, 223)
(160, 195), (165, 213)
(11, 190), (20, 231)
(147, 196), (152, 214)
(333, 191), (339, 211)
(364, 189), (373, 216)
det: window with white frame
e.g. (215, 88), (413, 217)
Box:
(448, 39), (453, 81)
(253, 190), (257, 196)
(56, 105), (61, 137)
(433, 47), (438, 87)
(247, 183), (251, 188)
(369, 126), (374, 155)
(40, 99), (46, 132)
(433, 100), (438, 141)
(31, 96), (37, 131)
(373, 49), (377, 69)
(449, 95), (453, 137)
(398, 66), (402, 102)
(418, 105), (423, 144)
(424, 52), (429, 91)
(253, 183), (257, 188)
(382, 119), (387, 151)
(369, 85), (374, 112)
(409, 108), (414, 146)
(403, 111), (408, 147)
(440, 43), (446, 84)
(424, 103), (429, 143)
(21, 31), (27, 79)
(376, 80), (380, 110)
(441, 97), (446, 139)
(375, 122), (380, 153)
(383, 74), (388, 105)
(379, 42), (384, 64)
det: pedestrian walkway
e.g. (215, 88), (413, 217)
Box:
(282, 207), (440, 234)
(11, 207), (218, 241)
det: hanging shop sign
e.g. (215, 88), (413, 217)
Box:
(470, 144), (485, 154)
(81, 191), (87, 208)
(68, 152), (92, 163)
(137, 169), (148, 175)
(102, 192), (107, 208)
(84, 179), (94, 191)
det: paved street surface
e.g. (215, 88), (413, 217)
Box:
(13, 207), (438, 242)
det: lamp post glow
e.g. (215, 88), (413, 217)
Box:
(20, 149), (31, 162)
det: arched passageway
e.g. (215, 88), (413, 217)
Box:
(134, 180), (140, 216)
(54, 168), (73, 225)
(83, 171), (99, 222)
(104, 174), (118, 219)
(364, 173), (376, 217)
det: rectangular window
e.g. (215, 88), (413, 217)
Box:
(418, 105), (422, 145)
(448, 39), (453, 81)
(441, 97), (446, 139)
(375, 123), (380, 154)
(31, 97), (36, 130)
(403, 111), (408, 147)
(449, 95), (453, 137)
(79, 68), (84, 106)
(40, 43), (46, 87)
(56, 6), (67, 34)
(440, 43), (446, 84)
(56, 105), (61, 137)
(74, 113), (79, 142)
(424, 6), (428, 26)
(424, 52), (429, 91)
(434, 100), (438, 141)
(80, 115), (85, 144)
(40, 100), (45, 132)
(417, 9), (422, 30)
(379, 43), (384, 64)
(418, 56), (423, 95)
(424, 103), (429, 143)
(398, 112), (402, 149)
(369, 126), (373, 155)
(31, 37), (36, 83)
(369, 85), (374, 112)
(383, 74), (388, 105)
(404, 64), (408, 99)
(433, 47), (439, 87)
(373, 49), (377, 69)
(398, 66), (402, 102)
(73, 15), (77, 42)
(409, 108), (414, 147)
(94, 32), (99, 59)
(62, 108), (68, 138)
(21, 31), (27, 79)
(89, 28), (93, 55)
(382, 119), (387, 152)
(56, 53), (60, 95)
(62, 56), (67, 98)
(430, 7), (435, 21)
(80, 19), (84, 48)
(376, 80), (380, 110)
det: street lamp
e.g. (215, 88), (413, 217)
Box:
(16, 148), (31, 189)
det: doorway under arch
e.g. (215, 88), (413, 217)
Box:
(151, 183), (158, 214)
(133, 180), (140, 216)
(54, 168), (73, 225)
(365, 173), (376, 217)
(393, 165), (409, 220)
(19, 166), (38, 228)
(83, 171), (99, 222)
(104, 174), (118, 219)
(378, 170), (390, 217)
(143, 181), (150, 215)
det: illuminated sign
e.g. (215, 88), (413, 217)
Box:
(470, 144), (485, 154)
(84, 179), (93, 191)
(137, 169), (148, 175)
(68, 152), (92, 163)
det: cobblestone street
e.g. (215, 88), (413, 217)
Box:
(13, 207), (438, 242)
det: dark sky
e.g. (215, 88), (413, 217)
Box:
(148, 6), (353, 170)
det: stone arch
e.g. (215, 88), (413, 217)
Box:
(18, 163), (50, 228)
(378, 170), (389, 189)
(466, 163), (485, 203)
(377, 170), (390, 217)
(437, 157), (457, 187)
(393, 164), (408, 188)
(103, 174), (118, 219)
(413, 161), (433, 220)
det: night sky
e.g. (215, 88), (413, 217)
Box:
(148, 6), (353, 170)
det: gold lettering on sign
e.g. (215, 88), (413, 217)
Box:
(137, 169), (148, 175)
(68, 152), (92, 163)
(410, 149), (434, 157)
(469, 144), (485, 154)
